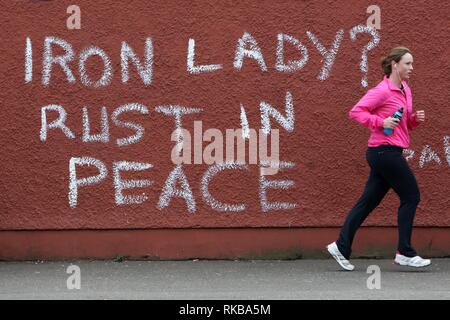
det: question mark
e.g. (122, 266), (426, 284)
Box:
(349, 25), (380, 88)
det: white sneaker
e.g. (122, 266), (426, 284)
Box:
(326, 242), (354, 271)
(394, 253), (431, 268)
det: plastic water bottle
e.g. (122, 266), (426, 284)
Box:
(384, 107), (404, 135)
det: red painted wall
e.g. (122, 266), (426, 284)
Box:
(0, 1), (448, 259)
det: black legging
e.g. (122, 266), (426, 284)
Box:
(336, 144), (420, 259)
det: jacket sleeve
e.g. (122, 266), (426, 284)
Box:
(407, 112), (420, 130)
(348, 86), (387, 130)
(406, 92), (420, 130)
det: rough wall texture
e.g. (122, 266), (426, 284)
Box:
(0, 1), (449, 258)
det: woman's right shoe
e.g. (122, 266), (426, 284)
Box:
(326, 242), (354, 271)
(394, 253), (431, 267)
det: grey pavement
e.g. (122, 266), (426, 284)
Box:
(0, 258), (449, 300)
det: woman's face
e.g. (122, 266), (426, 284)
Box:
(392, 53), (414, 80)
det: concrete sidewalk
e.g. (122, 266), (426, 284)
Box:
(0, 259), (449, 300)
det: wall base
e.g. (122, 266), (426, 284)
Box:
(0, 227), (449, 261)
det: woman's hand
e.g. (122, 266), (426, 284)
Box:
(414, 110), (426, 122)
(383, 117), (401, 129)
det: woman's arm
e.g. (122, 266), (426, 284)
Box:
(408, 110), (425, 130)
(349, 86), (387, 130)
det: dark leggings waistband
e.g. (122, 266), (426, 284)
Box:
(367, 145), (404, 152)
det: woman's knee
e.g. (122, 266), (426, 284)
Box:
(401, 192), (420, 205)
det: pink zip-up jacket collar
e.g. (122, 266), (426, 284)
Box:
(349, 75), (420, 148)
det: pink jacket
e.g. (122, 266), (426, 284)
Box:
(349, 75), (420, 148)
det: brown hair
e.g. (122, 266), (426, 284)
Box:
(380, 47), (412, 77)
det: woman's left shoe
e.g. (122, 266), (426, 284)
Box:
(394, 253), (431, 267)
